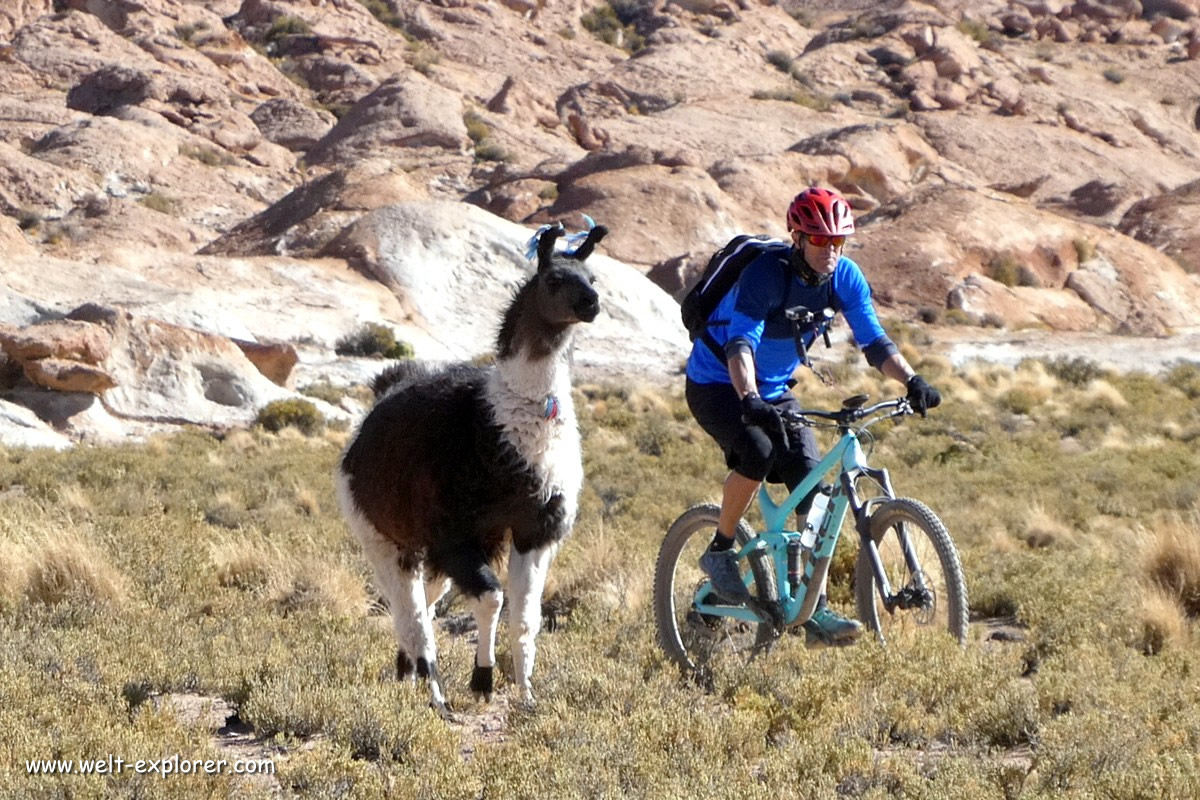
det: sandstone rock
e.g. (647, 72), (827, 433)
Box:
(249, 97), (335, 151)
(231, 338), (298, 387)
(305, 72), (467, 165)
(0, 319), (112, 365)
(1118, 178), (1200, 273)
(66, 65), (156, 115)
(23, 357), (116, 393)
(1142, 0), (1200, 19)
(0, 1), (54, 43)
(0, 214), (35, 257)
(932, 80), (968, 110)
(0, 398), (71, 450)
(319, 200), (690, 375)
(200, 161), (424, 257)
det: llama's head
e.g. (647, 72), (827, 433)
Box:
(498, 222), (607, 360)
(534, 222), (605, 325)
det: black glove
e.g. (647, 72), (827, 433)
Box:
(906, 374), (942, 417)
(741, 392), (789, 449)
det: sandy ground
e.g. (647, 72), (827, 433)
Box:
(933, 326), (1200, 374)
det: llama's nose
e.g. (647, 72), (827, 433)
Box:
(575, 292), (600, 322)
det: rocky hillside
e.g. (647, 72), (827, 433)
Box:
(2, 0), (1200, 444)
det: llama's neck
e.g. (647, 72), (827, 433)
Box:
(491, 338), (575, 413)
(486, 338), (581, 507)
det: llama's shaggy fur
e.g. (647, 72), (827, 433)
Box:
(336, 223), (606, 708)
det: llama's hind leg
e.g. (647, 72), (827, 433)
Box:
(508, 543), (559, 705)
(359, 543), (447, 708)
(439, 548), (503, 702)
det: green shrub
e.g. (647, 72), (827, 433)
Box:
(179, 143), (236, 167)
(474, 141), (509, 162)
(266, 14), (311, 42)
(917, 307), (941, 324)
(750, 88), (832, 111)
(356, 0), (407, 31)
(766, 49), (793, 73)
(943, 308), (972, 325)
(1073, 238), (1096, 264)
(1164, 361), (1200, 399)
(139, 192), (180, 215)
(1044, 355), (1106, 387)
(334, 323), (414, 359)
(254, 398), (325, 435)
(16, 207), (41, 231)
(581, 4), (644, 53)
(463, 111), (489, 144)
(1102, 68), (1125, 84)
(405, 41), (440, 74)
(987, 254), (1021, 287)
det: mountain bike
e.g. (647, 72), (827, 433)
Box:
(653, 393), (969, 676)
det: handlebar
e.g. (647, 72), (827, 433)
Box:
(780, 396), (913, 429)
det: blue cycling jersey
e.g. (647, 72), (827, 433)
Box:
(685, 242), (896, 399)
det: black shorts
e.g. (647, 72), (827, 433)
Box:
(685, 378), (821, 490)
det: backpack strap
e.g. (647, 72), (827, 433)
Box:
(700, 252), (793, 366)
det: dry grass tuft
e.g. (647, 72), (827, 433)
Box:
(274, 561), (368, 618)
(294, 485), (321, 516)
(1135, 585), (1189, 655)
(1082, 379), (1128, 411)
(1140, 514), (1200, 618)
(210, 537), (273, 591)
(1023, 506), (1074, 549)
(22, 532), (128, 606)
(210, 536), (367, 616)
(0, 540), (28, 609)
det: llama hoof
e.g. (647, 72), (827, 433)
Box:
(517, 687), (536, 709)
(470, 665), (494, 702)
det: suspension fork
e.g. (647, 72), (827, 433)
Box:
(845, 467), (927, 610)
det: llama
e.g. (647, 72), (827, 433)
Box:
(335, 222), (606, 710)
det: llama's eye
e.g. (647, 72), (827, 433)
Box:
(588, 276), (596, 285)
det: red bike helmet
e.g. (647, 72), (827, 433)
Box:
(786, 187), (855, 236)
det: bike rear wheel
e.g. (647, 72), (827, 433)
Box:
(654, 504), (779, 677)
(854, 498), (968, 645)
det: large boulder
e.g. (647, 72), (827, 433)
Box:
(1118, 178), (1200, 275)
(304, 73), (469, 165)
(321, 200), (691, 375)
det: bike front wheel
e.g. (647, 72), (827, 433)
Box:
(653, 504), (779, 677)
(854, 498), (968, 645)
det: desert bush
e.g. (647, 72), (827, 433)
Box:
(1102, 68), (1125, 84)
(1044, 355), (1106, 387)
(254, 398), (326, 435)
(179, 143), (236, 167)
(139, 192), (180, 215)
(463, 110), (489, 144)
(987, 254), (1020, 287)
(766, 49), (793, 73)
(581, 4), (645, 53)
(1073, 238), (1096, 264)
(334, 323), (413, 358)
(474, 140), (509, 162)
(1164, 361), (1200, 399)
(356, 0), (407, 31)
(943, 308), (972, 325)
(266, 14), (311, 43)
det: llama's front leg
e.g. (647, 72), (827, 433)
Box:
(440, 550), (503, 702)
(508, 542), (558, 705)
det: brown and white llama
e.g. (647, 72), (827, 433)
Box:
(335, 222), (606, 710)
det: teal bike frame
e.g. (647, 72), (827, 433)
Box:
(692, 400), (903, 628)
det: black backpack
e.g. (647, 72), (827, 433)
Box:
(680, 234), (786, 341)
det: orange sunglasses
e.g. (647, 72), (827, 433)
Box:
(803, 233), (847, 248)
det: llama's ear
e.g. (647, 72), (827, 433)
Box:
(536, 223), (566, 271)
(569, 225), (608, 261)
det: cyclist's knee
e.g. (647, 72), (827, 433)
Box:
(730, 427), (775, 481)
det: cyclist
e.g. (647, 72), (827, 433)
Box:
(685, 186), (942, 645)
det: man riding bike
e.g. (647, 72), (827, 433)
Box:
(684, 187), (942, 646)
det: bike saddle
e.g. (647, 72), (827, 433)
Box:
(842, 394), (869, 410)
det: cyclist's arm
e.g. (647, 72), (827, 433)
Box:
(726, 345), (758, 400)
(877, 352), (917, 386)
